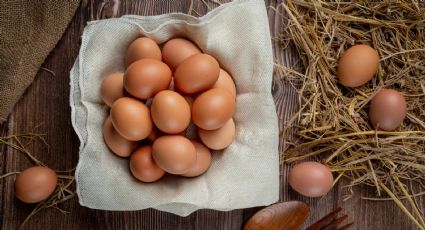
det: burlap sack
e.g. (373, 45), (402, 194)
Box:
(0, 0), (80, 122)
(71, 0), (279, 216)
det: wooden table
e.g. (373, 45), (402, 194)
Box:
(1, 0), (422, 229)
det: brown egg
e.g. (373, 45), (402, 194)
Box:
(174, 53), (220, 94)
(101, 72), (125, 106)
(369, 89), (406, 131)
(125, 37), (162, 67)
(198, 118), (235, 150)
(212, 69), (237, 97)
(130, 145), (165, 182)
(151, 90), (191, 134)
(111, 97), (152, 141)
(124, 59), (172, 99)
(337, 44), (379, 87)
(15, 166), (58, 203)
(162, 38), (202, 71)
(103, 116), (138, 157)
(182, 141), (212, 177)
(192, 88), (235, 130)
(288, 162), (333, 197)
(152, 135), (196, 174)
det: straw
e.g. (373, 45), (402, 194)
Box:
(279, 1), (425, 228)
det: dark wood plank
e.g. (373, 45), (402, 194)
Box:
(1, 0), (423, 229)
(265, 1), (338, 228)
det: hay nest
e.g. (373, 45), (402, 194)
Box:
(278, 1), (425, 228)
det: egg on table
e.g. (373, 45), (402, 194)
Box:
(15, 166), (58, 203)
(288, 162), (334, 197)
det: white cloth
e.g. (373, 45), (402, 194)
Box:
(70, 0), (279, 216)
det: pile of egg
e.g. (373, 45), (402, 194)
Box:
(101, 37), (237, 182)
(288, 44), (407, 198)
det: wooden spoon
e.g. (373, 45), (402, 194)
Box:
(244, 201), (310, 230)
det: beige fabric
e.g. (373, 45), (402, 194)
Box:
(0, 0), (80, 122)
(70, 0), (279, 216)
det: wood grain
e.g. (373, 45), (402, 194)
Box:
(1, 0), (423, 229)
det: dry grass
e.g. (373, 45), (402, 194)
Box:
(278, 1), (425, 229)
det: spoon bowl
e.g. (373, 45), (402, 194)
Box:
(244, 201), (310, 230)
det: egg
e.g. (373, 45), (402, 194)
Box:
(103, 116), (138, 157)
(369, 89), (406, 131)
(162, 38), (202, 71)
(130, 145), (165, 182)
(174, 53), (220, 94)
(198, 118), (235, 150)
(111, 97), (152, 141)
(152, 135), (196, 174)
(182, 141), (212, 177)
(100, 72), (125, 106)
(192, 88), (235, 130)
(15, 166), (58, 203)
(288, 162), (333, 197)
(337, 44), (379, 87)
(125, 37), (162, 67)
(212, 69), (237, 97)
(151, 90), (191, 134)
(124, 59), (172, 99)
